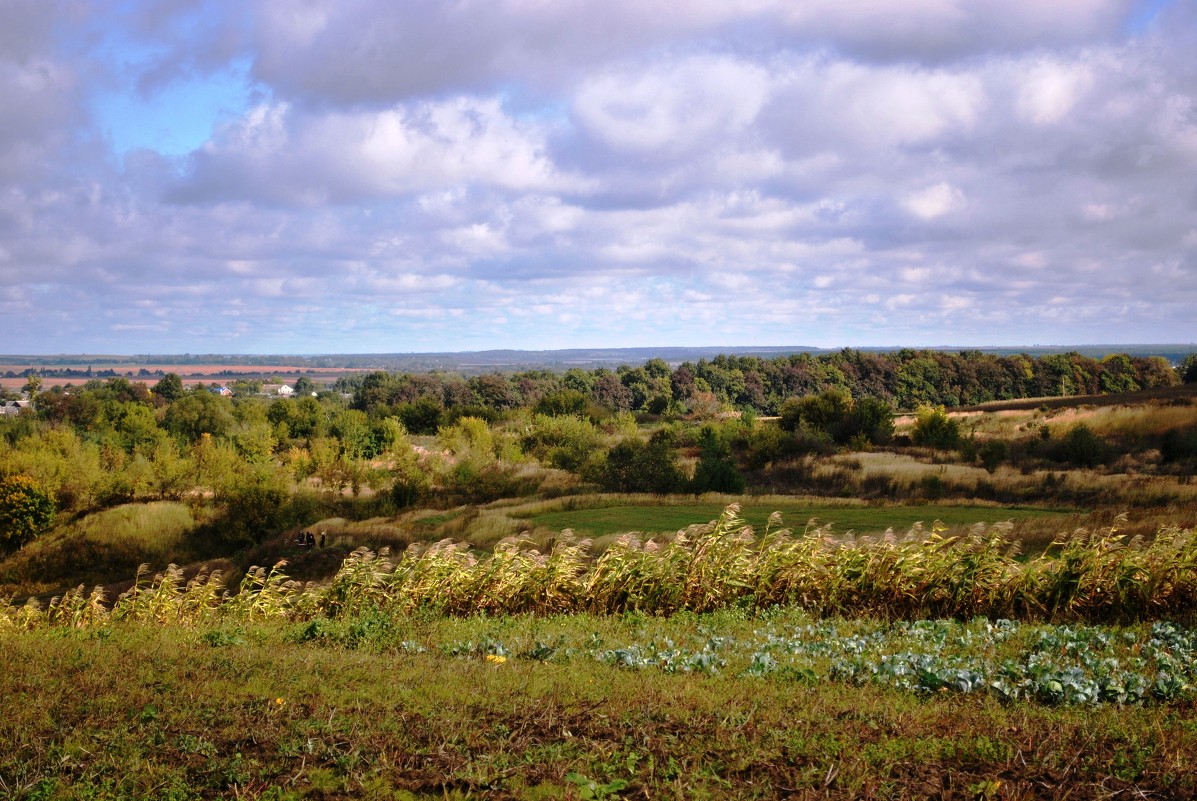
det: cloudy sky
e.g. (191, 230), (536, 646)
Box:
(1, 0), (1194, 354)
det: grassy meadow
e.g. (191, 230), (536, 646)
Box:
(519, 498), (1063, 540)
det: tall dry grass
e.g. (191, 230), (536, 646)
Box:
(4, 506), (1197, 630)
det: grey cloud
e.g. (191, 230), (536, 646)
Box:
(1, 0), (1195, 353)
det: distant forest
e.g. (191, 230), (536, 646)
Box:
(336, 350), (1192, 431)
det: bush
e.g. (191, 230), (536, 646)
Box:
(978, 440), (1008, 473)
(597, 439), (685, 494)
(691, 456), (746, 494)
(690, 425), (746, 494)
(912, 405), (960, 449)
(0, 474), (56, 553)
(1161, 425), (1197, 463)
(778, 390), (894, 446)
(1058, 424), (1107, 468)
(533, 390), (589, 418)
(522, 414), (603, 472)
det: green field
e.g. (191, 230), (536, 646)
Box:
(523, 502), (1067, 539)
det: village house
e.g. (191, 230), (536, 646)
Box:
(0, 400), (32, 416)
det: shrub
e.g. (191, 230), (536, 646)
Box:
(597, 439), (685, 494)
(0, 474), (56, 553)
(912, 405), (960, 449)
(1161, 425), (1197, 463)
(1058, 424), (1106, 468)
(690, 455), (746, 494)
(978, 440), (1008, 473)
(522, 414), (603, 472)
(779, 391), (894, 446)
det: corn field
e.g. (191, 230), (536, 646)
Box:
(4, 506), (1197, 630)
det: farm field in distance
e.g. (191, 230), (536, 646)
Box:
(0, 363), (357, 390)
(2, 348), (1196, 798)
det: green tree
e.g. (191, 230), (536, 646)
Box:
(23, 373), (43, 403)
(152, 373), (185, 403)
(165, 393), (235, 442)
(1177, 354), (1197, 384)
(1098, 354), (1139, 394)
(293, 376), (317, 396)
(523, 413), (603, 472)
(690, 425), (745, 494)
(0, 474), (56, 553)
(534, 389), (590, 418)
(852, 396), (895, 445)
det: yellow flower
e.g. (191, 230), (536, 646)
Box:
(275, 697), (285, 706)
(484, 654), (507, 665)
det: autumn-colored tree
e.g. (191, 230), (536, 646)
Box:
(0, 474), (56, 553)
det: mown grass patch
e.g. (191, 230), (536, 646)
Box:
(521, 501), (1065, 539)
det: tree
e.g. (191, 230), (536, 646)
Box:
(152, 373), (185, 403)
(591, 372), (633, 412)
(23, 374), (42, 407)
(1058, 424), (1106, 468)
(0, 474), (56, 553)
(690, 425), (746, 494)
(164, 392), (235, 442)
(852, 396), (895, 445)
(534, 389), (589, 418)
(1178, 354), (1197, 385)
(293, 376), (317, 396)
(1098, 354), (1139, 394)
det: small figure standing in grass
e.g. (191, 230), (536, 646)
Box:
(319, 531), (327, 548)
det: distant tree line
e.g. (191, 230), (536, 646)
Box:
(336, 350), (1184, 431)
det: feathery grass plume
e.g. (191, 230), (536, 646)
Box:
(390, 538), (479, 614)
(586, 532), (675, 614)
(111, 563), (191, 624)
(11, 598), (45, 630)
(4, 507), (1197, 625)
(530, 531), (590, 614)
(226, 561), (301, 620)
(459, 537), (541, 615)
(110, 562), (154, 623)
(467, 532), (589, 615)
(177, 569), (227, 625)
(321, 547), (395, 618)
(752, 521), (834, 614)
(45, 585), (108, 628)
(679, 504), (757, 613)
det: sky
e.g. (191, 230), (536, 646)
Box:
(1, 0), (1195, 355)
